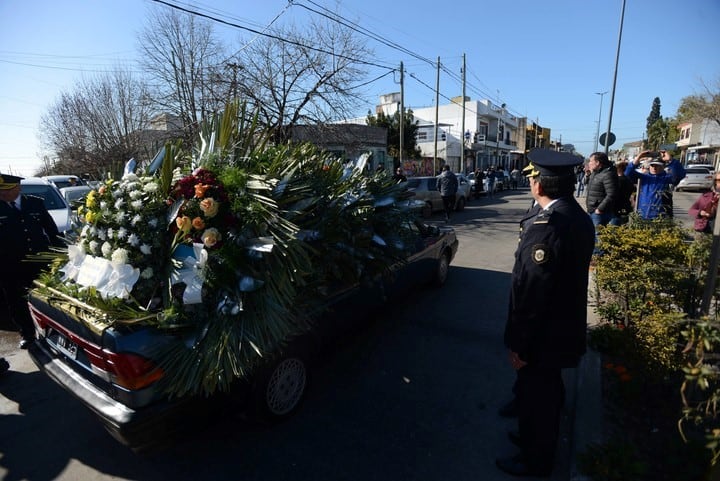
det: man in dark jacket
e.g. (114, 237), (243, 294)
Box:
(497, 150), (595, 478)
(585, 151), (618, 228)
(436, 165), (458, 222)
(0, 173), (63, 348)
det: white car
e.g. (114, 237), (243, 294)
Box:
(20, 177), (72, 233)
(675, 167), (713, 192)
(42, 174), (85, 189)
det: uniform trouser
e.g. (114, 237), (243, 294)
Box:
(3, 264), (43, 340)
(516, 364), (564, 472)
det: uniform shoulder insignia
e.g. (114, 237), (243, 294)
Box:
(533, 207), (553, 224)
(531, 244), (550, 264)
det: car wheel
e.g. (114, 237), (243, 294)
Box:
(251, 351), (308, 422)
(432, 251), (450, 287)
(422, 202), (432, 218)
(455, 196), (465, 212)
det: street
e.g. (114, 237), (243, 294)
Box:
(0, 186), (699, 481)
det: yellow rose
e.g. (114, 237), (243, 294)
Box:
(201, 228), (221, 248)
(200, 197), (219, 218)
(176, 215), (192, 234)
(86, 190), (97, 208)
(85, 211), (96, 224)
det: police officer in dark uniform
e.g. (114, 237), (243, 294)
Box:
(0, 173), (63, 348)
(496, 150), (595, 477)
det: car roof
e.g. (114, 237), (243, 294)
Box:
(21, 177), (56, 186)
(43, 174), (80, 181)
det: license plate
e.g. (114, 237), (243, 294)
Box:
(50, 331), (78, 360)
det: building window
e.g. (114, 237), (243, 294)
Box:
(416, 131), (428, 141)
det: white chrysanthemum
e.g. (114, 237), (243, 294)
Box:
(129, 190), (143, 200)
(111, 248), (129, 265)
(106, 228), (114, 239)
(114, 198), (125, 210)
(122, 173), (139, 182)
(148, 218), (158, 228)
(89, 240), (99, 254)
(81, 224), (90, 238)
(127, 233), (140, 247)
(100, 201), (108, 210)
(115, 211), (125, 223)
(97, 228), (107, 241)
(117, 227), (128, 239)
(143, 182), (159, 193)
(130, 200), (143, 210)
(130, 214), (142, 226)
(140, 267), (154, 279)
(140, 244), (152, 255)
(101, 241), (113, 258)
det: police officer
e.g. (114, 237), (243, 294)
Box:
(496, 150), (595, 477)
(0, 173), (63, 348)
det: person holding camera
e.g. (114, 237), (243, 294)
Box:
(624, 149), (685, 219)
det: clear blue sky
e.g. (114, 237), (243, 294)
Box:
(1, 0), (719, 177)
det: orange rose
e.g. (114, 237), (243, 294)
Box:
(194, 183), (210, 198)
(192, 216), (205, 230)
(175, 215), (192, 234)
(200, 197), (219, 218)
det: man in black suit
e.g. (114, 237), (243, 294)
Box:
(497, 150), (595, 477)
(0, 173), (63, 348)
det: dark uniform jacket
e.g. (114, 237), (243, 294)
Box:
(504, 196), (595, 368)
(0, 195), (62, 286)
(585, 165), (619, 214)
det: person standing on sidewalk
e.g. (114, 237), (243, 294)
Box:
(436, 165), (458, 222)
(497, 149), (595, 478)
(585, 151), (618, 230)
(0, 173), (63, 349)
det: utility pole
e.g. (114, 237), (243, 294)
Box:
(433, 56), (440, 175)
(594, 91), (608, 153)
(604, 0), (626, 155)
(460, 54), (466, 174)
(399, 61), (404, 169)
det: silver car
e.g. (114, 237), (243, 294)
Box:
(20, 177), (72, 233)
(676, 167), (713, 192)
(406, 175), (468, 217)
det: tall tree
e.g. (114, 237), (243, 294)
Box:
(229, 17), (373, 143)
(646, 97), (662, 134)
(676, 77), (720, 127)
(366, 109), (421, 165)
(138, 7), (228, 143)
(39, 69), (154, 178)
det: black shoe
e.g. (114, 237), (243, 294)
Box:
(0, 357), (9, 375)
(498, 399), (518, 418)
(495, 455), (551, 478)
(508, 430), (522, 447)
(18, 338), (31, 350)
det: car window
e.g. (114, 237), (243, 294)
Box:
(686, 168), (711, 175)
(21, 185), (66, 210)
(428, 178), (437, 190)
(407, 179), (420, 188)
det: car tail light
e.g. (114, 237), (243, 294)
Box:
(103, 352), (164, 390)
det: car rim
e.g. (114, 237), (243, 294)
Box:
(266, 357), (307, 416)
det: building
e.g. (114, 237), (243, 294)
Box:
(676, 119), (720, 169)
(290, 124), (389, 172)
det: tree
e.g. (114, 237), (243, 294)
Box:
(676, 77), (720, 127)
(646, 97), (662, 134)
(646, 117), (679, 150)
(39, 68), (155, 178)
(366, 109), (421, 165)
(138, 7), (229, 143)
(229, 17), (373, 143)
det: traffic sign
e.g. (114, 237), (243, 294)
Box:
(599, 132), (616, 147)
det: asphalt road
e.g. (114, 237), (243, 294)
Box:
(0, 187), (700, 481)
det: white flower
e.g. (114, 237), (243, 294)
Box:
(143, 182), (159, 193)
(130, 200), (143, 210)
(129, 190), (143, 200)
(114, 211), (125, 223)
(140, 244), (152, 255)
(101, 241), (113, 257)
(111, 248), (129, 265)
(117, 227), (127, 239)
(141, 267), (154, 279)
(114, 198), (125, 210)
(107, 228), (114, 239)
(127, 233), (140, 247)
(148, 218), (158, 228)
(100, 201), (108, 210)
(131, 214), (142, 226)
(96, 228), (106, 240)
(89, 241), (99, 254)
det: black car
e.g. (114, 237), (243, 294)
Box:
(27, 220), (458, 451)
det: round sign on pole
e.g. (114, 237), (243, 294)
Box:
(599, 132), (616, 147)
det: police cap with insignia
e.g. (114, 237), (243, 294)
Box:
(523, 149), (583, 178)
(0, 173), (23, 190)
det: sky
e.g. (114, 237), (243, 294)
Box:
(1, 0), (719, 177)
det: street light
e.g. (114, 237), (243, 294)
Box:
(594, 91), (608, 153)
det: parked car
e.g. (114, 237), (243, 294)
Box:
(59, 185), (93, 209)
(42, 175), (86, 189)
(27, 219), (458, 451)
(20, 177), (72, 233)
(454, 173), (471, 211)
(675, 167), (713, 192)
(406, 175), (468, 217)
